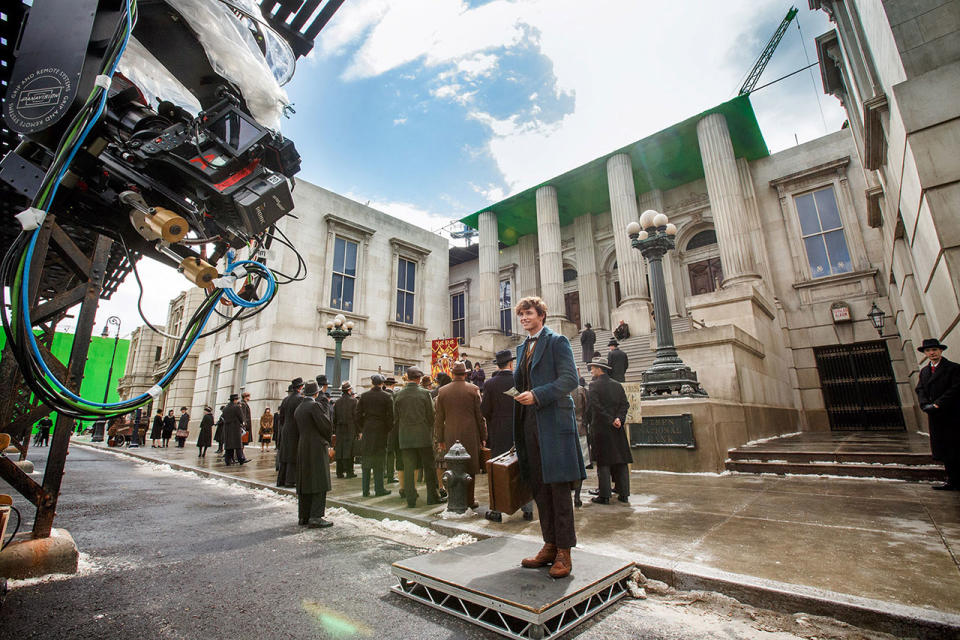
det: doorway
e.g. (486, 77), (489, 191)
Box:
(814, 341), (905, 431)
(564, 292), (581, 330)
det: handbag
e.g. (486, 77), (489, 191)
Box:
(486, 447), (532, 515)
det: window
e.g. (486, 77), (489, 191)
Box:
(154, 346), (162, 362)
(394, 363), (412, 377)
(563, 268), (578, 283)
(686, 230), (717, 250)
(236, 353), (248, 393)
(208, 362), (220, 408)
(330, 236), (358, 311)
(688, 258), (724, 295)
(451, 292), (465, 345)
(795, 186), (852, 278)
(499, 279), (512, 335)
(324, 356), (350, 385)
(396, 257), (416, 324)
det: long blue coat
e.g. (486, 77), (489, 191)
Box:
(513, 327), (586, 484)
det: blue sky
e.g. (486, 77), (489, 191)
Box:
(95, 0), (847, 334)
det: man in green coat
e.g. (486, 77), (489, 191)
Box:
(294, 381), (334, 528)
(394, 367), (444, 508)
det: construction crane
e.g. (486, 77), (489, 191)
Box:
(738, 6), (799, 95)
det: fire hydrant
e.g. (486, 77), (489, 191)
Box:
(442, 441), (472, 514)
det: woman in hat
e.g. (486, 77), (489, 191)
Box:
(196, 406), (214, 458)
(259, 407), (274, 451)
(916, 338), (960, 490)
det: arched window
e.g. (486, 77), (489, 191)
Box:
(686, 230), (717, 251)
(563, 268), (578, 283)
(683, 228), (723, 295)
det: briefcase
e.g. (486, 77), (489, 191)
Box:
(486, 448), (532, 515)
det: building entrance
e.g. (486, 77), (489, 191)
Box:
(564, 291), (581, 329)
(814, 341), (904, 431)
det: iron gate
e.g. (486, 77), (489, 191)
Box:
(814, 341), (905, 431)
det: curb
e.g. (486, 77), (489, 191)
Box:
(74, 443), (960, 639)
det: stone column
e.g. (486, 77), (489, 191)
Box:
(476, 211), (500, 336)
(574, 213), (603, 329)
(606, 153), (652, 334)
(696, 113), (762, 286)
(536, 186), (575, 336)
(517, 234), (539, 299)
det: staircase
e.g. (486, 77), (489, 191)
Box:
(725, 432), (947, 481)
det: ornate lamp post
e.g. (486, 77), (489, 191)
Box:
(627, 210), (708, 398)
(325, 313), (354, 394)
(92, 316), (121, 441)
(867, 302), (885, 336)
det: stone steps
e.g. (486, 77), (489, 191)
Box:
(727, 449), (938, 466)
(725, 459), (947, 482)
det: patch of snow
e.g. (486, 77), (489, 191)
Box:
(7, 552), (140, 589)
(439, 509), (481, 520)
(739, 432), (802, 447)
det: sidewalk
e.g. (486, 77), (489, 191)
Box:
(73, 438), (960, 634)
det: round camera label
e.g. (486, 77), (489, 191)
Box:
(4, 67), (74, 134)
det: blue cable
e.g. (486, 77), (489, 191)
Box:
(221, 259), (277, 308)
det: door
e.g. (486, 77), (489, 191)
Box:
(564, 291), (581, 330)
(814, 341), (905, 431)
(688, 257), (723, 295)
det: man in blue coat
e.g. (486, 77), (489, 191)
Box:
(513, 296), (585, 578)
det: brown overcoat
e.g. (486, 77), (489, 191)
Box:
(434, 379), (487, 475)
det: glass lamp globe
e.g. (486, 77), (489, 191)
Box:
(639, 209), (658, 229)
(334, 314), (346, 327)
(345, 321), (355, 330)
(665, 223), (677, 236)
(653, 212), (668, 227)
(325, 321), (334, 330)
(626, 221), (641, 236)
(638, 230), (649, 240)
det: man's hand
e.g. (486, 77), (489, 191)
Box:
(515, 391), (536, 406)
(613, 418), (622, 429)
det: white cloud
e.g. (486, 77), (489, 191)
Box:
(393, 117), (407, 125)
(470, 182), (505, 203)
(456, 53), (499, 79)
(345, 192), (455, 235)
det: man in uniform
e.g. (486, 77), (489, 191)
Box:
(585, 357), (632, 504)
(394, 367), (444, 507)
(355, 375), (393, 497)
(513, 296), (584, 578)
(606, 339), (629, 383)
(277, 377), (304, 487)
(916, 338), (960, 490)
(579, 323), (596, 365)
(294, 381), (334, 527)
(435, 361), (486, 509)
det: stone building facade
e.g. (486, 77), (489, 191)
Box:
(117, 325), (165, 405)
(811, 0), (960, 383)
(453, 95), (920, 470)
(189, 180), (449, 423)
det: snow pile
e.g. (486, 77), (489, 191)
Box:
(323, 507), (477, 551)
(7, 552), (140, 589)
(439, 508), (480, 520)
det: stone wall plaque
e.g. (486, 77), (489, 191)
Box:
(629, 414), (695, 449)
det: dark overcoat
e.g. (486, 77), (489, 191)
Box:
(161, 415), (176, 438)
(295, 396), (333, 494)
(333, 394), (358, 459)
(586, 374), (633, 466)
(580, 328), (596, 360)
(196, 413), (214, 448)
(435, 379), (486, 475)
(916, 357), (960, 463)
(480, 369), (516, 456)
(607, 348), (629, 383)
(150, 415), (163, 440)
(178, 412), (190, 433)
(356, 387), (394, 457)
(513, 327), (586, 484)
(278, 391), (305, 465)
(221, 402), (244, 449)
(240, 401), (252, 432)
(394, 382), (435, 450)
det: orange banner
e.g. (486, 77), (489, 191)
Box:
(431, 338), (460, 379)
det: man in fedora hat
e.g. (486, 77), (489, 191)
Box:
(277, 377), (305, 487)
(585, 358), (632, 504)
(395, 367), (444, 507)
(579, 323), (596, 365)
(294, 381), (334, 527)
(916, 338), (960, 490)
(333, 381), (358, 478)
(482, 349), (534, 523)
(513, 296), (585, 579)
(221, 393), (248, 466)
(607, 339), (629, 383)
(356, 374), (393, 497)
(435, 360), (486, 509)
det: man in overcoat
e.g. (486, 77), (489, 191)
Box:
(395, 367), (443, 507)
(513, 296), (585, 578)
(355, 375), (393, 497)
(383, 376), (400, 484)
(916, 338), (960, 490)
(333, 382), (358, 478)
(435, 361), (486, 509)
(579, 323), (596, 365)
(482, 349), (534, 523)
(585, 358), (632, 504)
(240, 392), (253, 448)
(607, 339), (629, 383)
(277, 377), (304, 487)
(221, 394), (247, 466)
(294, 381), (334, 527)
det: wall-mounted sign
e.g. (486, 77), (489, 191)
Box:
(629, 414), (695, 449)
(830, 301), (852, 323)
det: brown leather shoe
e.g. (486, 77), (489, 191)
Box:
(548, 548), (572, 578)
(521, 543), (557, 568)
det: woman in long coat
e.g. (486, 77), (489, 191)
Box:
(161, 410), (176, 447)
(196, 406), (214, 457)
(150, 409), (163, 447)
(259, 408), (274, 451)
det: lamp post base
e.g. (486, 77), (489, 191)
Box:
(641, 366), (708, 399)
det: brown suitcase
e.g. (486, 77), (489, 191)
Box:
(486, 448), (532, 515)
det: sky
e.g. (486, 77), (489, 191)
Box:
(87, 0), (846, 338)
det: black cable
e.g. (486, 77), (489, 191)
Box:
(1, 505), (20, 551)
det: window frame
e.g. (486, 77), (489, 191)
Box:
(329, 235), (359, 312)
(396, 256), (417, 325)
(794, 186), (854, 279)
(451, 291), (466, 345)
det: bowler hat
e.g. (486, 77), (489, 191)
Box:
(316, 374), (328, 386)
(288, 377), (304, 391)
(494, 349), (516, 367)
(303, 381), (320, 396)
(588, 357), (612, 372)
(451, 361), (467, 375)
(406, 366), (423, 379)
(229, 393), (240, 401)
(918, 338), (948, 352)
(608, 338), (619, 347)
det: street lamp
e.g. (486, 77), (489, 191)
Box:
(91, 316), (121, 442)
(627, 211), (707, 398)
(326, 313), (353, 395)
(867, 302), (885, 336)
